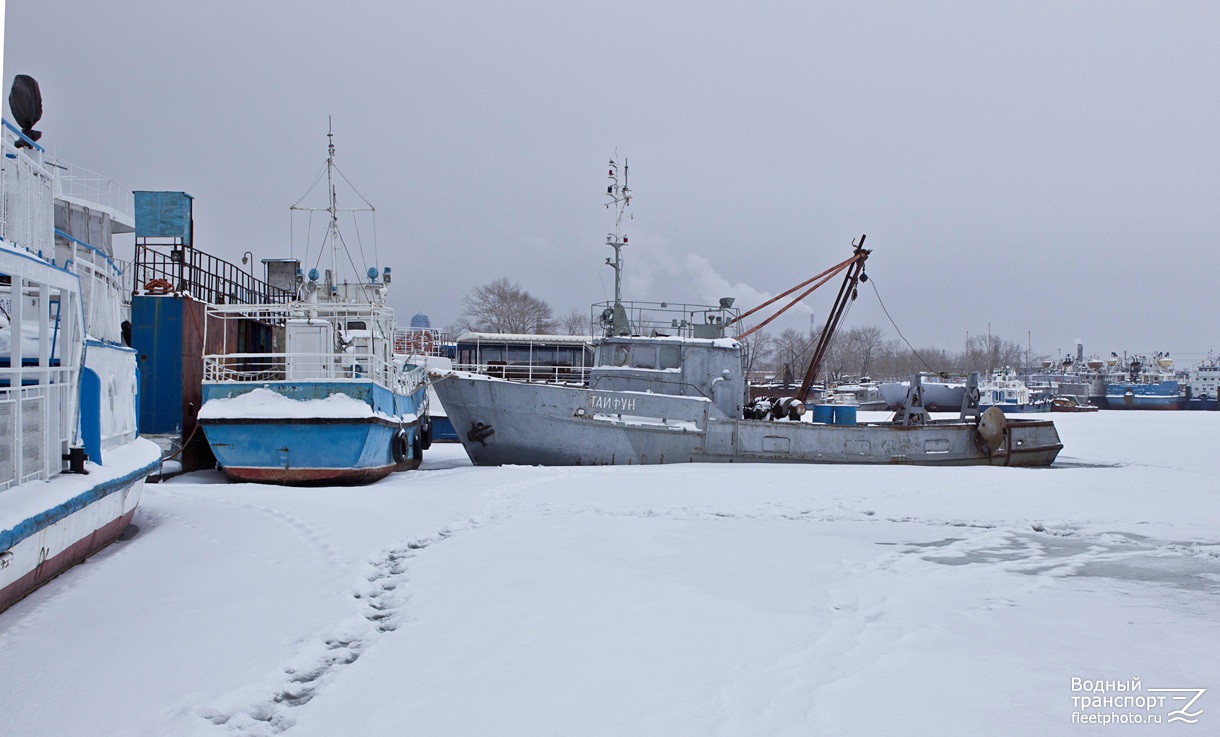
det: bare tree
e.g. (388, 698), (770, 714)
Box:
(739, 328), (775, 383)
(559, 308), (589, 336)
(961, 333), (1024, 374)
(825, 326), (887, 380)
(754, 324), (1053, 382)
(770, 327), (816, 387)
(458, 277), (556, 334)
(852, 325), (884, 378)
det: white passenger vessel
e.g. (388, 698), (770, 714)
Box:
(0, 89), (159, 612)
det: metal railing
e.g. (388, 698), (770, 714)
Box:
(0, 123), (55, 257)
(48, 157), (135, 227)
(204, 350), (425, 394)
(133, 242), (295, 305)
(0, 271), (83, 490)
(394, 327), (448, 357)
(452, 362), (591, 385)
(55, 233), (125, 344)
(201, 301), (423, 396)
(0, 380), (78, 489)
(592, 299), (741, 339)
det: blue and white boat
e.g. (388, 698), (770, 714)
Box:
(1104, 353), (1182, 410)
(1185, 354), (1220, 410)
(197, 129), (428, 484)
(977, 367), (1052, 413)
(1, 94), (160, 612)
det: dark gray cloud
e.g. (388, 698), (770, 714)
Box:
(8, 1), (1218, 362)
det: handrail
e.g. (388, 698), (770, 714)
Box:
(55, 229), (123, 277)
(591, 299), (741, 339)
(134, 243), (295, 305)
(203, 350), (424, 393)
(452, 362), (591, 385)
(0, 127), (55, 257)
(0, 251), (83, 489)
(50, 159), (135, 224)
(2, 118), (44, 152)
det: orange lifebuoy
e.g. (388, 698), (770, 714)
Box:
(144, 278), (173, 295)
(412, 332), (434, 354)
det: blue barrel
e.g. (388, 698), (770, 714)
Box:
(812, 404), (834, 424)
(833, 405), (857, 426)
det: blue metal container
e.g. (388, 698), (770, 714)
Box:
(134, 191), (194, 246)
(833, 405), (857, 426)
(811, 404), (834, 424)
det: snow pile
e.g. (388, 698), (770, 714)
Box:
(197, 388), (375, 420)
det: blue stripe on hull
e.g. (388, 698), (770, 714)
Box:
(1104, 381), (1181, 410)
(1104, 396), (1182, 410)
(0, 457), (160, 553)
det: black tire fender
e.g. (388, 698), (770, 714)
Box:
(391, 430), (409, 464)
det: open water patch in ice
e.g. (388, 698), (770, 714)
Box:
(1046, 457), (1125, 469)
(913, 529), (1220, 593)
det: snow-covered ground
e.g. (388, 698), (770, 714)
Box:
(2, 412), (1217, 736)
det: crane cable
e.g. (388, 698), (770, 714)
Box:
(866, 276), (947, 377)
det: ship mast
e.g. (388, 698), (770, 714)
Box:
(289, 118), (379, 300)
(325, 118), (339, 289)
(604, 157), (631, 306)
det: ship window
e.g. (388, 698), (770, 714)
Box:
(659, 345), (681, 369)
(632, 346), (657, 369)
(532, 346), (556, 366)
(347, 321), (367, 330)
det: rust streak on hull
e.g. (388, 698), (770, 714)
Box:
(219, 464), (397, 486)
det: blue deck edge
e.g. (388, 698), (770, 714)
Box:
(0, 457), (161, 553)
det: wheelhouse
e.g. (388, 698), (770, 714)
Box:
(454, 332), (594, 384)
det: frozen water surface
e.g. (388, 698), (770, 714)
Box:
(0, 411), (1216, 736)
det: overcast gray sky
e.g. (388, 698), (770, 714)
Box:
(7, 1), (1219, 362)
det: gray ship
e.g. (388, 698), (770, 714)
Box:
(431, 160), (1062, 468)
